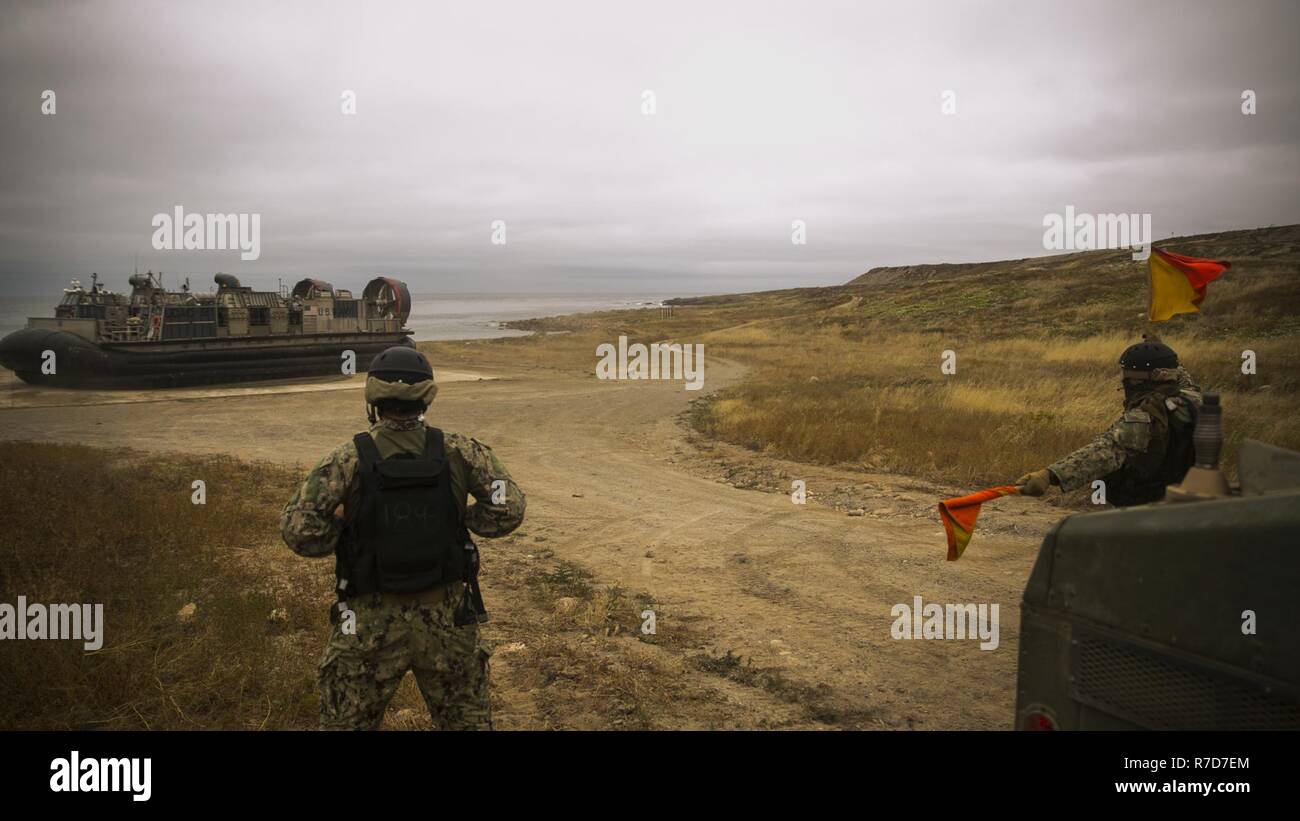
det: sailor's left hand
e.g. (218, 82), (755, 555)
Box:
(1016, 469), (1053, 497)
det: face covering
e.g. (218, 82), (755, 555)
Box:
(1123, 377), (1179, 406)
(1123, 378), (1144, 404)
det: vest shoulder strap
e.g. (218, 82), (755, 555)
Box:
(424, 426), (446, 460)
(353, 432), (381, 468)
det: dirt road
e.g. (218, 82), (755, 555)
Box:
(0, 361), (1064, 729)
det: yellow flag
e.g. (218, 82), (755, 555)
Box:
(1148, 248), (1230, 322)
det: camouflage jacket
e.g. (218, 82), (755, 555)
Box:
(1048, 367), (1202, 492)
(280, 418), (526, 558)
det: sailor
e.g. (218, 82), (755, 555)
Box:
(1016, 338), (1201, 507)
(280, 346), (525, 729)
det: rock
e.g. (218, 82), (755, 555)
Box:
(177, 602), (197, 623)
(268, 607), (289, 624)
(554, 597), (580, 614)
(848, 508), (866, 517)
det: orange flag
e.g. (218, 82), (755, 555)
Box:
(939, 485), (1020, 561)
(1148, 247), (1230, 321)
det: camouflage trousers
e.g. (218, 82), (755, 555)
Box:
(318, 583), (492, 730)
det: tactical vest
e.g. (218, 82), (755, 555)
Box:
(338, 427), (468, 595)
(1103, 391), (1198, 507)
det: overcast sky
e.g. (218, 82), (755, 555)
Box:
(0, 0), (1296, 296)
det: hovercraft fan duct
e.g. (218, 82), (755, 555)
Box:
(362, 277), (412, 326)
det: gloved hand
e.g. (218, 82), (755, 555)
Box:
(1015, 469), (1054, 497)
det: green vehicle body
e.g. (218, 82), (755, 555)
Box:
(1015, 439), (1300, 730)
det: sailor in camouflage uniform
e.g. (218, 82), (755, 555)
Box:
(281, 346), (525, 730)
(1016, 339), (1201, 507)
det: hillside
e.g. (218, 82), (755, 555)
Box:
(465, 224), (1300, 493)
(668, 224), (1300, 341)
(835, 224), (1300, 340)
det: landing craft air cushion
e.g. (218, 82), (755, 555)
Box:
(0, 273), (415, 388)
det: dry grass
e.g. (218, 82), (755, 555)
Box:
(691, 328), (1299, 488)
(0, 441), (322, 729)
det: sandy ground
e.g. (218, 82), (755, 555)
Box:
(0, 369), (492, 410)
(0, 361), (1067, 729)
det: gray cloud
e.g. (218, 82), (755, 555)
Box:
(1, 0), (1296, 296)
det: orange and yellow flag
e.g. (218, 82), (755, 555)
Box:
(939, 485), (1020, 561)
(1148, 248), (1230, 321)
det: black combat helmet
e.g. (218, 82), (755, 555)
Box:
(1119, 338), (1179, 372)
(368, 345), (433, 384)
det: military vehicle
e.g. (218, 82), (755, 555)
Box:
(1016, 394), (1300, 730)
(0, 272), (414, 388)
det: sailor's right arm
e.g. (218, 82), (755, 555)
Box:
(1047, 411), (1152, 492)
(280, 442), (358, 557)
(448, 434), (526, 538)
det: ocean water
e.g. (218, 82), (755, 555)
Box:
(0, 292), (673, 342)
(402, 293), (669, 341)
(0, 298), (50, 339)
